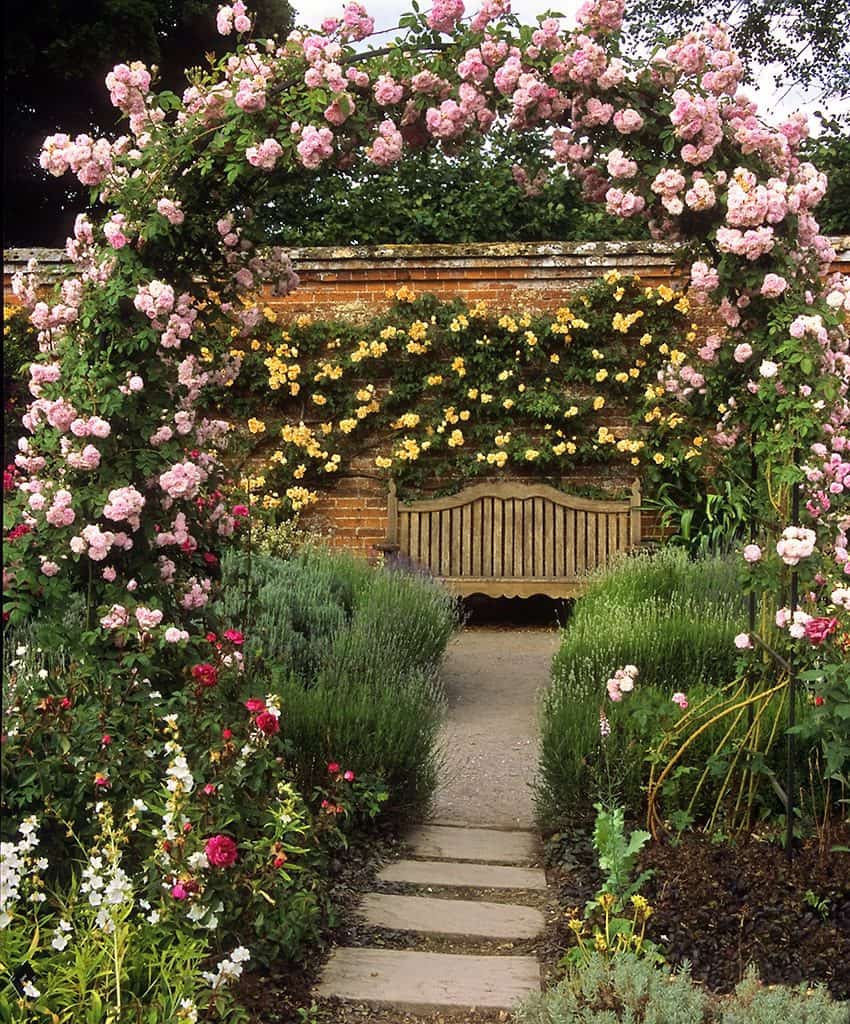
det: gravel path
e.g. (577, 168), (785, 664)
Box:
(429, 627), (560, 830)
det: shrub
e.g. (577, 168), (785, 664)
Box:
(516, 952), (711, 1023)
(515, 954), (848, 1024)
(537, 549), (744, 824)
(220, 546), (458, 814)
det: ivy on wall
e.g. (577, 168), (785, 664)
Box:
(219, 270), (707, 512)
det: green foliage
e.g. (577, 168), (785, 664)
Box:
(719, 966), (849, 1023)
(645, 477), (755, 557)
(225, 274), (696, 510)
(262, 128), (646, 246)
(517, 952), (711, 1023)
(2, 304), (40, 464)
(516, 954), (849, 1024)
(537, 549), (744, 823)
(277, 669), (445, 814)
(592, 803), (652, 900)
(220, 546), (457, 812)
(4, 0), (295, 245)
(800, 120), (850, 236)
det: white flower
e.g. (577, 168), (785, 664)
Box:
(22, 980), (40, 999)
(759, 359), (778, 378)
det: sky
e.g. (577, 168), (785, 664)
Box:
(293, 0), (849, 129)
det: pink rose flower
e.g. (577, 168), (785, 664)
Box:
(803, 616), (838, 646)
(205, 834), (238, 868)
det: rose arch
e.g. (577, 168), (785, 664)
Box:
(5, 0), (848, 713)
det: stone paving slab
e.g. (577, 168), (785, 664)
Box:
(314, 947), (540, 1011)
(378, 858), (547, 890)
(359, 892), (544, 939)
(410, 824), (538, 865)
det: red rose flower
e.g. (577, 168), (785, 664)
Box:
(256, 710), (280, 735)
(205, 834), (238, 868)
(223, 629), (244, 645)
(191, 662), (218, 688)
(221, 728), (233, 740)
(244, 698), (265, 713)
(343, 769), (355, 782)
(814, 696), (825, 707)
(327, 762), (340, 775)
(232, 505), (249, 517)
(804, 617), (839, 646)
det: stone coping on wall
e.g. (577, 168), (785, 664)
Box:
(5, 237), (849, 281)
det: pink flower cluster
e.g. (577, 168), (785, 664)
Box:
(104, 213), (130, 249)
(159, 461), (206, 500)
(606, 664), (638, 701)
(216, 1), (251, 36)
(28, 363), (61, 398)
(181, 576), (212, 609)
(669, 89), (722, 164)
(374, 74), (404, 106)
(64, 442), (101, 471)
(576, 0), (624, 33)
(40, 133), (114, 186)
(427, 0), (465, 33)
(246, 138), (282, 170)
(235, 75), (267, 112)
(366, 120), (403, 166)
(100, 604), (130, 630)
(338, 2), (374, 41)
(72, 524), (124, 561)
(134, 280), (175, 319)
(715, 225), (775, 261)
(775, 525), (816, 566)
(45, 489), (75, 528)
(105, 62), (152, 121)
(103, 486), (146, 531)
(296, 124), (334, 169)
(775, 607), (813, 639)
(156, 197), (185, 225)
(136, 606), (164, 630)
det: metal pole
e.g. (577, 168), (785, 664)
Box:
(785, 472), (800, 862)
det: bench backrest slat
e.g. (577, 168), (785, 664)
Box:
(385, 480), (641, 595)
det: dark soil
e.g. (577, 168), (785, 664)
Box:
(548, 823), (850, 1000)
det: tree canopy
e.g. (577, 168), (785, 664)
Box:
(3, 0), (294, 246)
(623, 0), (850, 102)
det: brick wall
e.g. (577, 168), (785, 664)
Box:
(5, 240), (849, 561)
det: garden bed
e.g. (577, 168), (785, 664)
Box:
(548, 825), (850, 1001)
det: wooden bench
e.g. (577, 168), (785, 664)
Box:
(382, 479), (642, 598)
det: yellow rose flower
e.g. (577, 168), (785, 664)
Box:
(247, 418), (266, 434)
